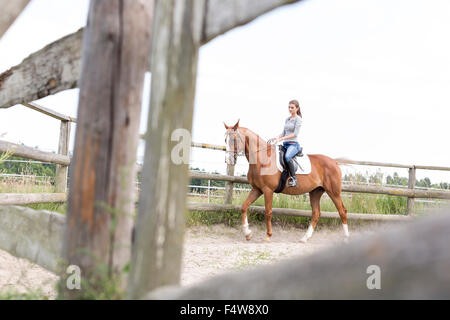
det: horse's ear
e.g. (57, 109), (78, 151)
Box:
(223, 122), (229, 129)
(232, 119), (240, 130)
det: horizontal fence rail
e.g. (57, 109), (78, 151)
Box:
(0, 193), (66, 205)
(4, 136), (449, 173)
(1, 126), (450, 214)
(0, 140), (70, 165)
(189, 171), (450, 200)
(187, 203), (412, 221)
(22, 102), (77, 122)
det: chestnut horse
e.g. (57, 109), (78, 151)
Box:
(224, 120), (349, 243)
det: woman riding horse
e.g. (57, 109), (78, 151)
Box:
(224, 114), (350, 243)
(268, 99), (303, 188)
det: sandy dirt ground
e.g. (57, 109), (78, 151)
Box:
(0, 249), (59, 299)
(0, 223), (381, 299)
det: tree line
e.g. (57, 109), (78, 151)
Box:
(343, 172), (449, 190)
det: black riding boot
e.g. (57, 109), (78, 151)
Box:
(286, 159), (298, 187)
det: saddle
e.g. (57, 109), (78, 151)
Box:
(274, 145), (303, 193)
(278, 145), (303, 170)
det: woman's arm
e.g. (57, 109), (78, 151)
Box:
(292, 116), (302, 138)
(276, 117), (301, 142)
(277, 134), (295, 142)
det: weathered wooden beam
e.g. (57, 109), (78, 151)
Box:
(0, 0), (30, 39)
(202, 0), (301, 43)
(187, 202), (412, 221)
(0, 0), (301, 107)
(128, 0), (206, 299)
(191, 141), (226, 151)
(0, 29), (83, 109)
(0, 205), (64, 273)
(178, 142), (450, 172)
(0, 193), (66, 205)
(414, 165), (450, 171)
(22, 102), (76, 122)
(341, 184), (450, 200)
(148, 209), (450, 299)
(60, 0), (154, 299)
(0, 139), (70, 165)
(338, 159), (450, 171)
(337, 158), (413, 169)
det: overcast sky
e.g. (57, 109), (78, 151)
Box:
(0, 0), (449, 183)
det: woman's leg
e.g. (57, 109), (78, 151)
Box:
(284, 143), (299, 187)
(284, 143), (299, 162)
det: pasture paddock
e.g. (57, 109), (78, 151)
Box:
(1, 0), (450, 299)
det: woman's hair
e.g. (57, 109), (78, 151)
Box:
(289, 99), (302, 117)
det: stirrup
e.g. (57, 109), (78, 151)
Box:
(287, 176), (297, 187)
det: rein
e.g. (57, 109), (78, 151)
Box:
(225, 129), (274, 158)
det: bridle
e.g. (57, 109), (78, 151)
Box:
(224, 129), (274, 160)
(224, 129), (245, 158)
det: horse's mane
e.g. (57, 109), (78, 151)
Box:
(237, 127), (267, 144)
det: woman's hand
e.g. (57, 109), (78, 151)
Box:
(268, 137), (279, 145)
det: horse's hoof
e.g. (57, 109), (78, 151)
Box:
(300, 237), (308, 244)
(264, 236), (271, 242)
(245, 231), (253, 241)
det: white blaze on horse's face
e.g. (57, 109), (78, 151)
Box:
(225, 129), (244, 165)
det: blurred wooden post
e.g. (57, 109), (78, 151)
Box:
(0, 0), (30, 39)
(407, 166), (416, 215)
(224, 164), (235, 204)
(59, 0), (154, 298)
(127, 0), (206, 299)
(207, 180), (211, 203)
(55, 120), (70, 193)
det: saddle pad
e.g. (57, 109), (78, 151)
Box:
(276, 151), (312, 175)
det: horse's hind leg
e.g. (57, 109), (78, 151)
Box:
(241, 188), (262, 240)
(326, 190), (350, 241)
(301, 187), (324, 243)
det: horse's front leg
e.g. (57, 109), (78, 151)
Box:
(241, 188), (262, 240)
(263, 189), (274, 242)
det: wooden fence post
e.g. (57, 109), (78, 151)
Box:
(224, 164), (235, 204)
(55, 120), (70, 193)
(127, 0), (206, 299)
(407, 166), (416, 215)
(0, 0), (30, 39)
(208, 179), (211, 203)
(59, 0), (154, 299)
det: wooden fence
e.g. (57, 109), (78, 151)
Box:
(1, 125), (450, 217)
(0, 102), (75, 194)
(1, 0), (450, 300)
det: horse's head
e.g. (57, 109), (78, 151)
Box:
(224, 120), (245, 165)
